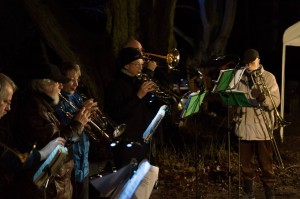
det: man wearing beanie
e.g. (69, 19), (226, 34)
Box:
(104, 47), (159, 169)
(233, 49), (280, 199)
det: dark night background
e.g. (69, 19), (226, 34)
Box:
(228, 0), (300, 83)
(0, 0), (299, 110)
(1, 1), (300, 198)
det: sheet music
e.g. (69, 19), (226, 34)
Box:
(228, 67), (246, 89)
(114, 160), (151, 199)
(143, 105), (167, 143)
(180, 91), (206, 118)
(133, 165), (159, 199)
(90, 163), (135, 196)
(33, 144), (68, 189)
(212, 67), (246, 93)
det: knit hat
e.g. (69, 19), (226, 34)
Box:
(242, 49), (259, 64)
(31, 62), (70, 83)
(119, 47), (143, 67)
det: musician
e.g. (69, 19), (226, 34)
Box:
(123, 38), (179, 148)
(233, 49), (280, 199)
(123, 37), (172, 89)
(12, 63), (93, 199)
(104, 47), (158, 168)
(0, 73), (65, 199)
(54, 61), (97, 199)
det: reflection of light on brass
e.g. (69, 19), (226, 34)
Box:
(58, 93), (126, 144)
(177, 91), (192, 111)
(143, 48), (180, 70)
(250, 68), (291, 169)
(0, 142), (29, 164)
(250, 69), (291, 129)
(136, 73), (180, 104)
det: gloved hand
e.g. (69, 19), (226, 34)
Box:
(39, 137), (66, 161)
(251, 88), (265, 102)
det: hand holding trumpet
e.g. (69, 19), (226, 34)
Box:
(137, 80), (157, 99)
(72, 98), (98, 126)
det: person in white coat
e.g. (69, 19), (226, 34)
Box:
(234, 49), (280, 199)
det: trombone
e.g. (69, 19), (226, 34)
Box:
(58, 93), (126, 143)
(143, 48), (180, 70)
(250, 69), (291, 168)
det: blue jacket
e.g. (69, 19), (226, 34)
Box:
(55, 91), (90, 182)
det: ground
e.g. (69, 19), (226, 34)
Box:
(88, 109), (300, 199)
(149, 113), (300, 199)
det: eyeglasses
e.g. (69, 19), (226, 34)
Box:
(130, 62), (144, 67)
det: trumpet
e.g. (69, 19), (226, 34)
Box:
(143, 48), (180, 70)
(136, 73), (180, 105)
(250, 68), (291, 168)
(58, 93), (126, 143)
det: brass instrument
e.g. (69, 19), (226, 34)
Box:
(58, 93), (126, 143)
(143, 48), (180, 70)
(250, 68), (291, 168)
(136, 73), (180, 105)
(0, 141), (29, 163)
(250, 69), (291, 128)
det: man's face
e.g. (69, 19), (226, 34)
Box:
(63, 69), (80, 94)
(124, 59), (144, 76)
(247, 58), (260, 72)
(42, 80), (63, 105)
(0, 85), (13, 119)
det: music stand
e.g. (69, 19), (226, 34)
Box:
(90, 162), (136, 197)
(212, 67), (246, 93)
(180, 91), (206, 119)
(212, 67), (250, 198)
(143, 105), (168, 144)
(180, 90), (207, 198)
(112, 159), (157, 199)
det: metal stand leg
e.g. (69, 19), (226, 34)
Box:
(227, 106), (232, 199)
(238, 137), (242, 198)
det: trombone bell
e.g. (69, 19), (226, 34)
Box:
(144, 48), (180, 70)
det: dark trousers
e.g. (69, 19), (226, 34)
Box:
(240, 140), (276, 188)
(72, 176), (89, 199)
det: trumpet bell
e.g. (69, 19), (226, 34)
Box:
(167, 48), (180, 69)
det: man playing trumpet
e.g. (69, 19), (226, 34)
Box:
(104, 47), (158, 168)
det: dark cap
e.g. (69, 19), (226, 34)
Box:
(119, 47), (143, 67)
(31, 62), (70, 83)
(242, 49), (259, 64)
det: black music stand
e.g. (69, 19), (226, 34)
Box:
(180, 90), (207, 198)
(212, 67), (250, 198)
